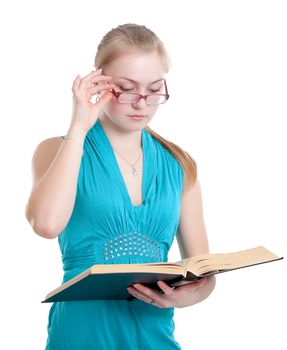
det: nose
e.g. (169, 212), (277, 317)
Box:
(132, 95), (147, 109)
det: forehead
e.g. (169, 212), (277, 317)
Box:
(116, 76), (164, 85)
(104, 51), (165, 84)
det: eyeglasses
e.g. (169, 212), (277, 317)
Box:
(111, 79), (169, 105)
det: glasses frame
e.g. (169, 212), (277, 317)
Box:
(111, 79), (170, 105)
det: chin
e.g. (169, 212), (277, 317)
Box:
(127, 117), (151, 128)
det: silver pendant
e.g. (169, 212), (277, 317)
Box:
(132, 167), (137, 176)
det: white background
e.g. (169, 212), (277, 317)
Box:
(0, 1), (286, 349)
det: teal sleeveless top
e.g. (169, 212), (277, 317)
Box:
(46, 119), (184, 350)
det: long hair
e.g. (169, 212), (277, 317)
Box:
(94, 23), (197, 192)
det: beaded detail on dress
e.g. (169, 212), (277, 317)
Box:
(103, 232), (162, 261)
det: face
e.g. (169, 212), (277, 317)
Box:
(101, 50), (166, 131)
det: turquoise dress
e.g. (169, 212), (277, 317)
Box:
(46, 119), (184, 350)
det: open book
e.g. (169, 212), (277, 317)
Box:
(42, 246), (283, 303)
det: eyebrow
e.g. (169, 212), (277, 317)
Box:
(116, 77), (164, 84)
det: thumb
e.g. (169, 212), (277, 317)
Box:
(179, 277), (208, 292)
(94, 91), (113, 110)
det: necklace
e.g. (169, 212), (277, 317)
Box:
(112, 147), (142, 176)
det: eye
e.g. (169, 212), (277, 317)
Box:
(150, 89), (161, 93)
(119, 86), (133, 92)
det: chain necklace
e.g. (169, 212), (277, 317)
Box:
(112, 147), (142, 176)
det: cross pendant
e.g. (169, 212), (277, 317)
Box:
(132, 167), (137, 176)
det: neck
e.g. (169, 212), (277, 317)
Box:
(98, 114), (142, 153)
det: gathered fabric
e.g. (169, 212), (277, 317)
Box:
(46, 119), (184, 350)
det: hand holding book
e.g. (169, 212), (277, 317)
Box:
(127, 276), (209, 308)
(42, 246), (283, 303)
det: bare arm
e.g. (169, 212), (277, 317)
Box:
(25, 125), (87, 239)
(176, 176), (209, 258)
(25, 69), (116, 239)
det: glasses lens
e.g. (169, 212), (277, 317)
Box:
(118, 93), (139, 103)
(146, 95), (168, 105)
(117, 93), (168, 105)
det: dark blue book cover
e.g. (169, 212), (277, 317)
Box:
(42, 246), (283, 303)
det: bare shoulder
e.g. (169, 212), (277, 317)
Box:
(31, 136), (64, 188)
(33, 136), (64, 159)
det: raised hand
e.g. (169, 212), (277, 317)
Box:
(70, 68), (116, 133)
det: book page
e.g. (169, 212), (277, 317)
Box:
(186, 246), (280, 276)
(90, 262), (185, 275)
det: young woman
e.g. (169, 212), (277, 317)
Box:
(25, 23), (216, 350)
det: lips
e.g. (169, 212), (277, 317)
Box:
(128, 115), (146, 118)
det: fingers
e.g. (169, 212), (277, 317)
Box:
(192, 277), (208, 288)
(128, 283), (173, 308)
(79, 74), (113, 92)
(176, 277), (208, 293)
(127, 278), (208, 309)
(72, 69), (116, 106)
(72, 75), (81, 95)
(72, 70), (101, 93)
(93, 90), (113, 109)
(84, 74), (113, 88)
(80, 69), (103, 86)
(89, 73), (112, 83)
(88, 80), (115, 95)
(156, 281), (175, 296)
(128, 285), (161, 306)
(72, 69), (108, 91)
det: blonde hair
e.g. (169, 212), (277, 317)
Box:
(94, 23), (197, 192)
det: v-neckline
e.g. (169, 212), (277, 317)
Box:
(97, 119), (146, 209)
